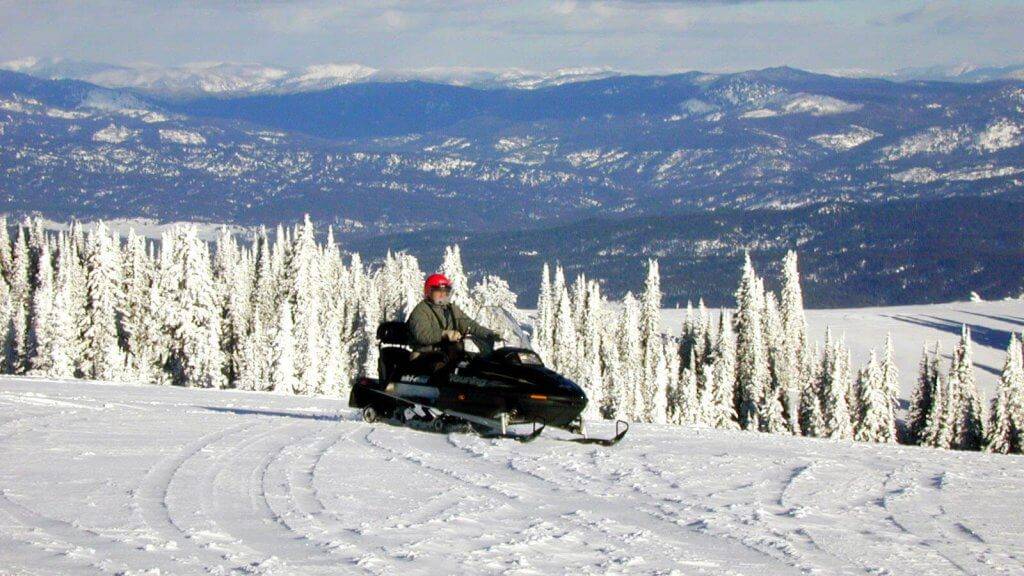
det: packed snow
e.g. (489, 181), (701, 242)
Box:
(1, 376), (1023, 576)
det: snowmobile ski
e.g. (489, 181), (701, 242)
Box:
(475, 423), (546, 443)
(558, 420), (630, 447)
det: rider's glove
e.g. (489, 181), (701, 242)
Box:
(442, 330), (463, 342)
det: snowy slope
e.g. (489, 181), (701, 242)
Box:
(2, 377), (1023, 575)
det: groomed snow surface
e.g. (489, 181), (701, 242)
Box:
(1, 377), (1022, 576)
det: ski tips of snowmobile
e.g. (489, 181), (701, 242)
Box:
(558, 420), (630, 447)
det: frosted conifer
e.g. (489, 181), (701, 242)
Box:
(988, 334), (1024, 454)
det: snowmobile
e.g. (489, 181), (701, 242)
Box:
(348, 306), (628, 445)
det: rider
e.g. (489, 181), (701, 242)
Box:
(406, 273), (500, 377)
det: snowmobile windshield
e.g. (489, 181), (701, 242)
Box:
(475, 306), (531, 349)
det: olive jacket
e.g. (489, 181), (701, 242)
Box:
(406, 300), (497, 353)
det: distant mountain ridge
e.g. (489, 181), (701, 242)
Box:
(2, 64), (1023, 305)
(2, 66), (1021, 234)
(0, 57), (622, 97)
(5, 57), (1024, 99)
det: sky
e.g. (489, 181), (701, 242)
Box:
(0, 0), (1021, 74)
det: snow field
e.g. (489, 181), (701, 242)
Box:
(2, 377), (1023, 575)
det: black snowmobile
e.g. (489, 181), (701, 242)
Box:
(348, 306), (628, 445)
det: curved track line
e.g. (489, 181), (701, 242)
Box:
(130, 420), (257, 571)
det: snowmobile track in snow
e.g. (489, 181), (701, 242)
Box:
(2, 377), (1024, 575)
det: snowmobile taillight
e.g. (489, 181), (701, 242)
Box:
(529, 394), (548, 401)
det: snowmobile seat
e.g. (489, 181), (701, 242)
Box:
(378, 347), (411, 384)
(377, 322), (412, 384)
(377, 321), (410, 346)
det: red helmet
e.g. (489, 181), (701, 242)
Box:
(424, 273), (452, 297)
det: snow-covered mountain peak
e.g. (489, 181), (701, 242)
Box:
(283, 63), (378, 91)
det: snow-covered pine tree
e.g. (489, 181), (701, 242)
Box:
(290, 215), (324, 395)
(39, 242), (76, 379)
(319, 295), (347, 398)
(710, 311), (739, 429)
(854, 350), (897, 443)
(649, 339), (670, 424)
(579, 280), (605, 420)
(233, 232), (267, 390)
(8, 226), (31, 373)
(552, 281), (579, 382)
(798, 358), (825, 437)
(213, 227), (241, 385)
(359, 278), (381, 378)
(121, 230), (161, 383)
(880, 333), (901, 422)
(0, 261), (11, 373)
(161, 226), (226, 388)
(761, 291), (789, 433)
(0, 216), (12, 282)
(819, 334), (853, 440)
(269, 299), (298, 394)
(570, 273), (588, 333)
(697, 357), (715, 426)
(907, 344), (936, 444)
(321, 232), (352, 396)
(676, 353), (700, 425)
(399, 252), (424, 320)
(664, 339), (683, 425)
(780, 251), (810, 430)
(918, 343), (951, 448)
(678, 301), (695, 373)
(601, 328), (625, 419)
(27, 241), (55, 375)
(733, 254), (769, 431)
(618, 292), (643, 421)
(693, 299), (710, 372)
(988, 333), (1024, 454)
(83, 223), (125, 382)
(639, 259), (663, 421)
(441, 244), (471, 311)
(471, 275), (519, 325)
(62, 230), (90, 379)
(947, 325), (986, 451)
(839, 338), (858, 425)
(533, 263), (553, 363)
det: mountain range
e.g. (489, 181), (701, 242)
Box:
(0, 58), (621, 97)
(1, 63), (1022, 304)
(5, 57), (1024, 97)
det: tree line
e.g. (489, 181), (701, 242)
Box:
(1, 216), (1021, 453)
(527, 256), (1022, 453)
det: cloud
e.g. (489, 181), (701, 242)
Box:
(0, 0), (1020, 75)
